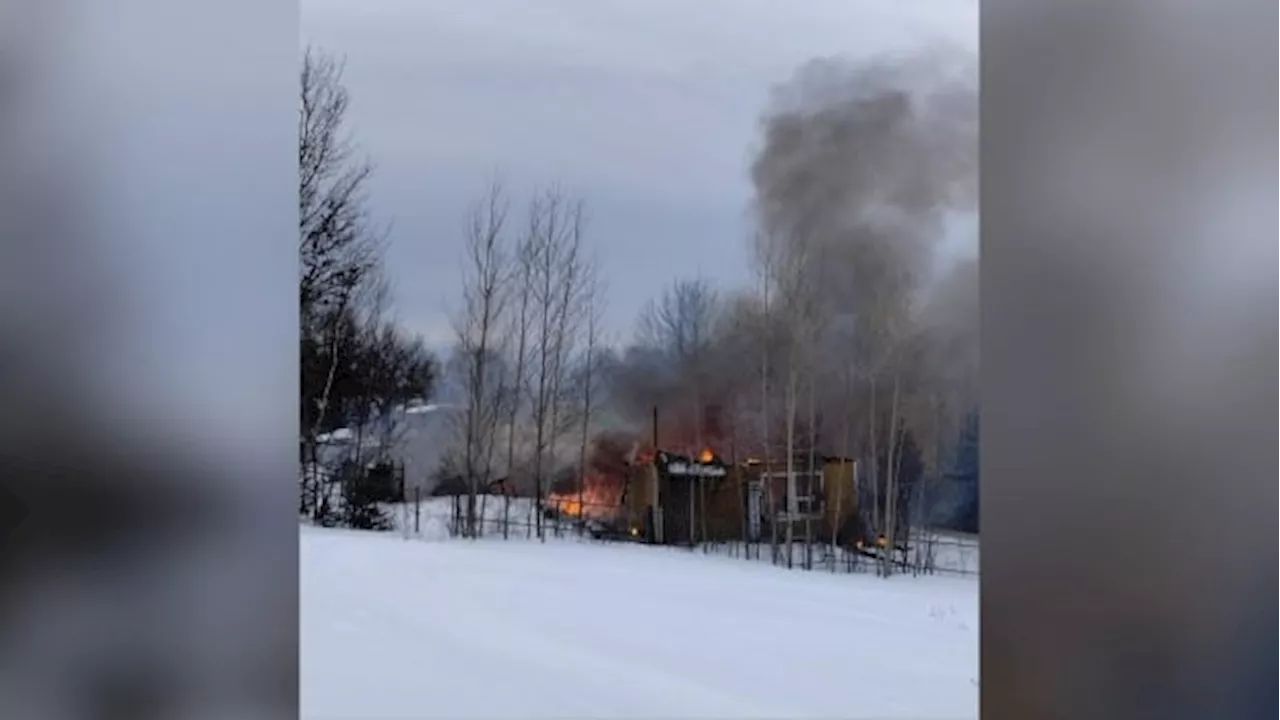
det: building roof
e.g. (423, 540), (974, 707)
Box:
(654, 450), (729, 479)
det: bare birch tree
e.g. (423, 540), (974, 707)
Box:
(748, 230), (780, 563)
(452, 179), (512, 538)
(524, 187), (590, 540)
(575, 263), (606, 535)
(544, 205), (586, 528)
(500, 231), (536, 538)
(765, 225), (824, 569)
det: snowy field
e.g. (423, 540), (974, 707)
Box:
(382, 496), (980, 575)
(301, 524), (979, 719)
(382, 495), (543, 542)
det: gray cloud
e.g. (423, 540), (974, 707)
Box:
(302, 0), (976, 349)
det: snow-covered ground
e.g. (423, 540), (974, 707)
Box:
(383, 495), (542, 541)
(382, 496), (980, 575)
(301, 524), (979, 719)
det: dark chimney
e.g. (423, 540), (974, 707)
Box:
(651, 406), (659, 453)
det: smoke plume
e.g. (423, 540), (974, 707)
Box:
(750, 44), (977, 318)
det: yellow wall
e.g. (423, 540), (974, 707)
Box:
(821, 459), (858, 537)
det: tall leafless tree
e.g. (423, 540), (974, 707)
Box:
(452, 179), (512, 538)
(748, 230), (781, 562)
(757, 223), (825, 569)
(500, 231), (536, 538)
(575, 264), (606, 534)
(524, 187), (590, 540)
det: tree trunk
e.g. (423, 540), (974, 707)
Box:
(544, 220), (580, 541)
(784, 342), (798, 570)
(882, 372), (902, 577)
(306, 323), (345, 521)
(838, 363), (853, 559)
(733, 400), (747, 554)
(533, 276), (553, 541)
(577, 316), (595, 537)
(831, 461), (846, 572)
(867, 375), (879, 569)
(504, 271), (531, 541)
(806, 365), (816, 570)
(759, 269), (774, 565)
(465, 338), (490, 539)
(478, 396), (501, 538)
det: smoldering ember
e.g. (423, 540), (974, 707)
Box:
(300, 4), (978, 719)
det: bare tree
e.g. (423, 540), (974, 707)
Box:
(500, 231), (536, 538)
(299, 48), (382, 325)
(574, 263), (606, 534)
(452, 179), (512, 538)
(544, 203), (588, 537)
(753, 219), (829, 570)
(524, 187), (590, 540)
(747, 231), (782, 562)
(299, 46), (387, 518)
(873, 241), (924, 575)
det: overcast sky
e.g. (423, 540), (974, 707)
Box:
(302, 0), (977, 351)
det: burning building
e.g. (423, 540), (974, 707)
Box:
(538, 407), (865, 550)
(621, 447), (732, 545)
(737, 454), (861, 546)
(540, 431), (640, 534)
(615, 443), (861, 549)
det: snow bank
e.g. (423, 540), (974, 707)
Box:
(301, 526), (979, 719)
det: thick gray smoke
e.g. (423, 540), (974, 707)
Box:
(750, 44), (977, 320)
(602, 46), (979, 458)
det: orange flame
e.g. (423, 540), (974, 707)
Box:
(547, 475), (624, 520)
(552, 497), (584, 517)
(697, 447), (715, 463)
